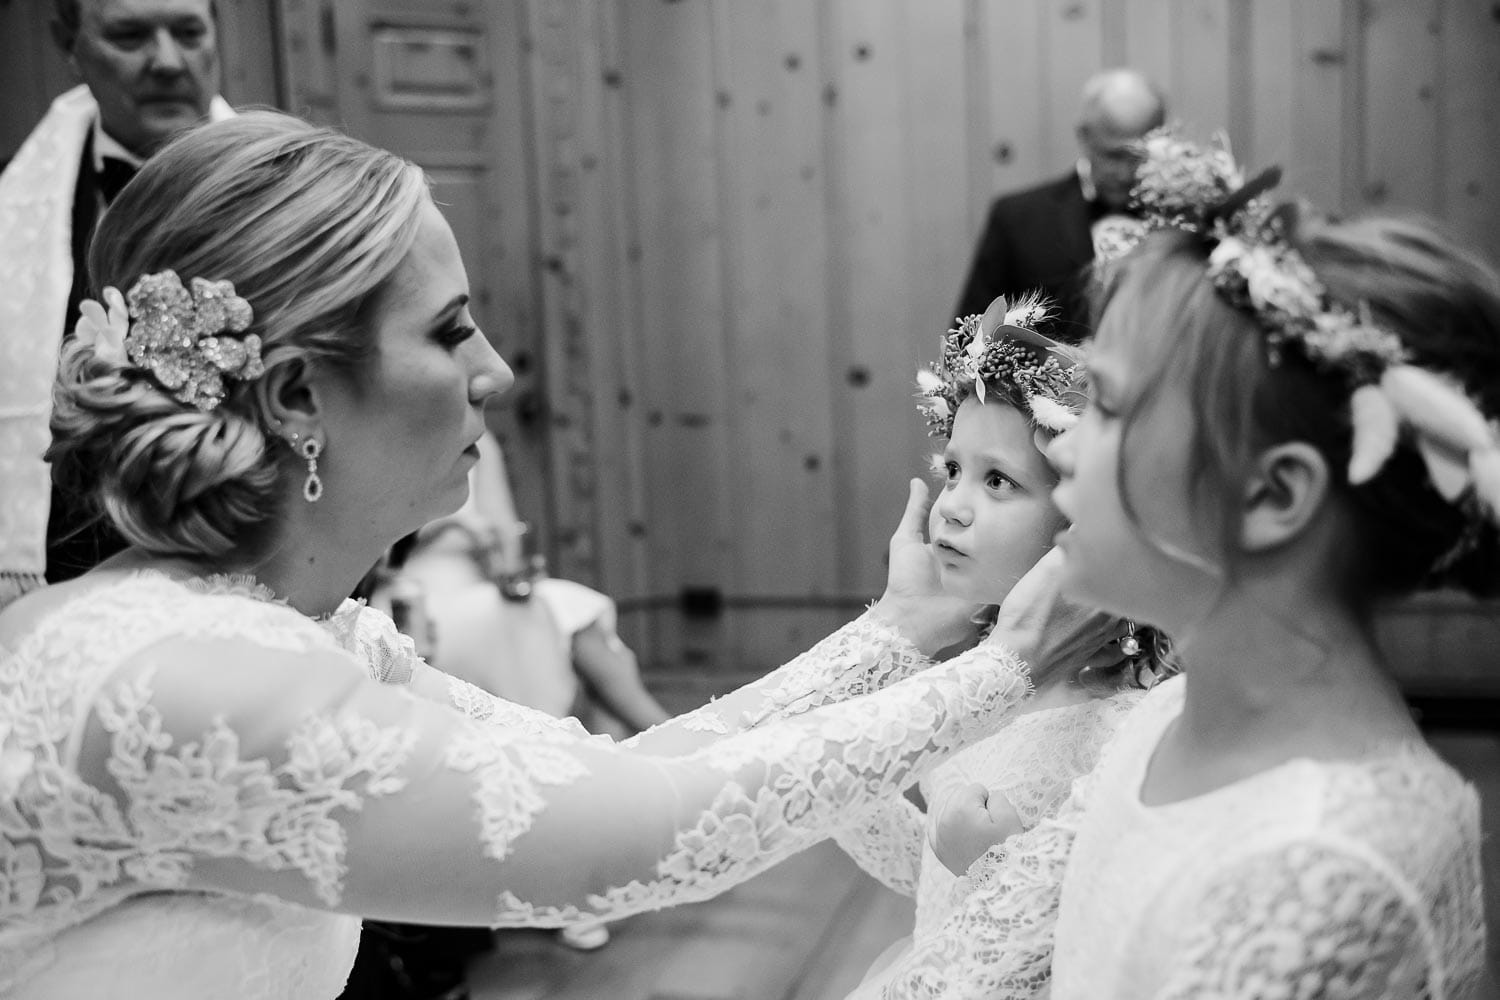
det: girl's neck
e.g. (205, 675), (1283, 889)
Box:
(1168, 581), (1415, 764)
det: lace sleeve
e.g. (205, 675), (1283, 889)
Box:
(831, 795), (926, 898)
(846, 756), (1105, 1000)
(346, 602), (596, 742)
(1153, 842), (1437, 1000)
(621, 610), (932, 753)
(37, 628), (1033, 931)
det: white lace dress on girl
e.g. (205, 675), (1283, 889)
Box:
(0, 573), (1034, 999)
(873, 675), (1485, 1000)
(832, 659), (1141, 999)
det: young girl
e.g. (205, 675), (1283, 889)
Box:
(831, 296), (1171, 997)
(880, 132), (1494, 998)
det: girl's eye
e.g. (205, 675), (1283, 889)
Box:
(985, 470), (1018, 494)
(437, 323), (480, 349)
(943, 460), (960, 484)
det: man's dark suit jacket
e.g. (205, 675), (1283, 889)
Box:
(953, 172), (1098, 344)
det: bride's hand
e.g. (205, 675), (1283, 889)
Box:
(869, 479), (984, 656)
(990, 545), (1121, 690)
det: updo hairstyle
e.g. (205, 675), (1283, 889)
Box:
(1095, 215), (1500, 602)
(49, 111), (430, 562)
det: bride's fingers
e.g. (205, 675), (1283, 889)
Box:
(893, 478), (933, 545)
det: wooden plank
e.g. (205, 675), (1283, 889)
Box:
(1357, 0), (1441, 213)
(973, 0), (1048, 220)
(1121, 0), (1175, 100)
(1171, 0), (1232, 138)
(820, 0), (919, 595)
(616, 0), (734, 665)
(216, 0), (282, 107)
(706, 0), (841, 668)
(1244, 0), (1296, 173)
(0, 3), (55, 162)
(482, 0), (554, 569)
(1041, 0), (1105, 171)
(1287, 0), (1348, 209)
(563, 0), (655, 604)
(901, 0), (973, 373)
(1436, 0), (1500, 263)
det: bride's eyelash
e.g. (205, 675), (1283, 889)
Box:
(437, 323), (479, 348)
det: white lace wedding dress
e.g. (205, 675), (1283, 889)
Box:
(868, 675), (1486, 999)
(0, 571), (1032, 999)
(832, 667), (1141, 999)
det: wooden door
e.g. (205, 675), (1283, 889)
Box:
(278, 0), (554, 544)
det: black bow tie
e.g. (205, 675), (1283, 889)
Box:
(97, 156), (138, 204)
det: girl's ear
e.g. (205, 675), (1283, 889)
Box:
(1239, 441), (1331, 552)
(256, 359), (324, 445)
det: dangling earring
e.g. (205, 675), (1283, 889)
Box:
(289, 433), (324, 503)
(1119, 619), (1141, 658)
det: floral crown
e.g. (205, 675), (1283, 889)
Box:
(916, 292), (1084, 439)
(73, 270), (264, 412)
(1109, 126), (1500, 554)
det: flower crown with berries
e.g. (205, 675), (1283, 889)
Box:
(1108, 126), (1500, 555)
(916, 292), (1085, 440)
(73, 270), (264, 412)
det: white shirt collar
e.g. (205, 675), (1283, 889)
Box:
(92, 117), (146, 172)
(1075, 158), (1097, 203)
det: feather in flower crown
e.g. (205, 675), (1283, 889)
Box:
(1105, 126), (1500, 550)
(72, 269), (264, 412)
(916, 292), (1084, 439)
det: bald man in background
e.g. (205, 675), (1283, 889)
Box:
(953, 68), (1166, 342)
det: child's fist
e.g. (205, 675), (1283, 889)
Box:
(927, 782), (1024, 876)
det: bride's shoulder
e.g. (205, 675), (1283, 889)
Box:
(1, 569), (331, 663)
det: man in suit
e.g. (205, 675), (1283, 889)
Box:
(0, 0), (230, 600)
(954, 68), (1166, 343)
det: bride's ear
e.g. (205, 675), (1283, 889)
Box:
(257, 359), (324, 444)
(1238, 441), (1331, 552)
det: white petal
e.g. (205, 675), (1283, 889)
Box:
(1347, 385), (1399, 485)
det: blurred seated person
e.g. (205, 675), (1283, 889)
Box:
(384, 429), (669, 739)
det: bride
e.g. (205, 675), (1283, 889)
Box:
(0, 112), (1113, 998)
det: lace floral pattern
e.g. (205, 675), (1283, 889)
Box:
(0, 573), (1039, 997)
(622, 611), (933, 752)
(1046, 678), (1486, 1000)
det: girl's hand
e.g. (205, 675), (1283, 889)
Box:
(991, 546), (1121, 690)
(870, 479), (984, 656)
(927, 782), (1024, 876)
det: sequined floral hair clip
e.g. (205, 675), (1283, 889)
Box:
(1103, 125), (1500, 549)
(916, 292), (1085, 439)
(73, 269), (264, 412)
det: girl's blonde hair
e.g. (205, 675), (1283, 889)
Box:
(1094, 215), (1500, 601)
(49, 111), (430, 561)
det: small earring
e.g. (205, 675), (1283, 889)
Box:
(298, 436), (323, 503)
(1119, 619), (1141, 658)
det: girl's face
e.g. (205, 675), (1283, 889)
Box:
(1046, 323), (1217, 630)
(928, 396), (1066, 604)
(314, 199), (513, 543)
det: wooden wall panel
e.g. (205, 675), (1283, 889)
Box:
(616, 0), (734, 665)
(709, 0), (837, 602)
(973, 0), (1049, 218)
(1358, 0), (1441, 213)
(1171, 0), (1233, 140)
(1437, 0), (1500, 260)
(1288, 0), (1349, 210)
(501, 0), (1500, 674)
(10, 1), (1496, 677)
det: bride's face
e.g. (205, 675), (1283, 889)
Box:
(313, 199), (513, 541)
